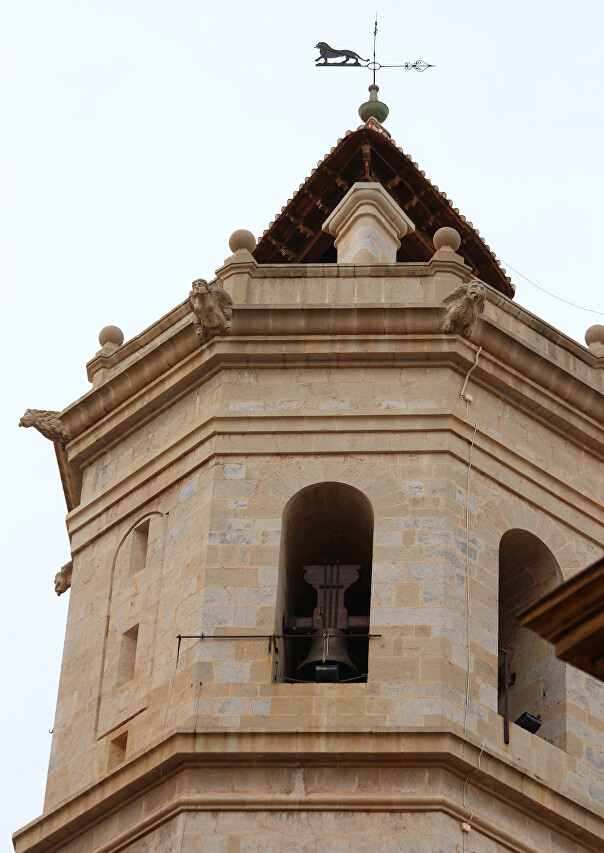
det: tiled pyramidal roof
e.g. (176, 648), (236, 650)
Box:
(254, 121), (514, 298)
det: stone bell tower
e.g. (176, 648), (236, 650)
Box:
(14, 100), (604, 852)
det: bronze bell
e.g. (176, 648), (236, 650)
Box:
(296, 629), (359, 682)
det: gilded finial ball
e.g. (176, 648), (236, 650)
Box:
(433, 227), (461, 252)
(99, 325), (124, 348)
(585, 325), (604, 351)
(229, 229), (256, 253)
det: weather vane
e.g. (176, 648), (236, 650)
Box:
(315, 18), (433, 86)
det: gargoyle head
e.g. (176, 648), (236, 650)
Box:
(18, 408), (68, 444)
(19, 409), (36, 428)
(54, 561), (73, 596)
(467, 281), (487, 310)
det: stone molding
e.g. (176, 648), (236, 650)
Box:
(61, 318), (604, 456)
(12, 730), (604, 853)
(65, 414), (604, 558)
(61, 326), (604, 483)
(322, 182), (415, 264)
(62, 379), (604, 552)
(34, 260), (604, 514)
(69, 267), (602, 398)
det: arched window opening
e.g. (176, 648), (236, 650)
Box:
(277, 482), (374, 684)
(498, 530), (566, 748)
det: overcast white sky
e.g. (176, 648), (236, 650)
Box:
(2, 0), (604, 844)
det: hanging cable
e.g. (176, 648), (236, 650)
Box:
(498, 257), (604, 316)
(460, 346), (482, 418)
(158, 641), (184, 792)
(463, 422), (478, 735)
(461, 741), (485, 851)
(178, 681), (203, 853)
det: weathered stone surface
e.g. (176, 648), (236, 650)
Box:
(18, 408), (68, 445)
(322, 182), (415, 264)
(54, 560), (72, 595)
(441, 280), (487, 338)
(189, 277), (233, 344)
(14, 222), (604, 853)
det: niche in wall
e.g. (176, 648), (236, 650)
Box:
(498, 529), (566, 748)
(277, 482), (374, 683)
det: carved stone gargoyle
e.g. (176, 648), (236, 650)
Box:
(189, 278), (233, 345)
(441, 281), (487, 339)
(54, 560), (73, 596)
(19, 408), (68, 446)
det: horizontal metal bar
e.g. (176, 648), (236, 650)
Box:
(177, 633), (382, 641)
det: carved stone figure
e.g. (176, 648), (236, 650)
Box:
(189, 278), (233, 344)
(54, 560), (73, 596)
(19, 408), (68, 446)
(441, 281), (487, 338)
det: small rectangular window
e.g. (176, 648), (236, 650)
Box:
(129, 520), (150, 576)
(117, 624), (139, 684)
(107, 731), (128, 770)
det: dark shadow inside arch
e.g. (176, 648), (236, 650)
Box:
(277, 482), (374, 683)
(498, 529), (567, 748)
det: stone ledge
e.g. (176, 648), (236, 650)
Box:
(65, 414), (604, 555)
(63, 301), (604, 453)
(59, 331), (604, 519)
(66, 341), (604, 462)
(47, 289), (604, 512)
(13, 730), (604, 853)
(218, 260), (431, 279)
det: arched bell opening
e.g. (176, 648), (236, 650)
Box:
(498, 529), (567, 748)
(276, 482), (374, 683)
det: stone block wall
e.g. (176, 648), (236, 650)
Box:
(17, 257), (604, 853)
(44, 353), (604, 817)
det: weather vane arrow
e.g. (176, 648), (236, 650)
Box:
(314, 18), (433, 85)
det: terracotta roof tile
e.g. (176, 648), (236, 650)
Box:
(254, 121), (513, 297)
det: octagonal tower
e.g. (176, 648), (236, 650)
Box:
(14, 117), (604, 853)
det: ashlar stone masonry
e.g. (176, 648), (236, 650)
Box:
(14, 123), (604, 853)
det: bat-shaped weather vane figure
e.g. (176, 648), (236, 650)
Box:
(315, 18), (433, 85)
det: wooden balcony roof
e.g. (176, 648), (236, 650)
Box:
(521, 556), (604, 682)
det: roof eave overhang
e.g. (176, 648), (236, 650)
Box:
(253, 125), (514, 298)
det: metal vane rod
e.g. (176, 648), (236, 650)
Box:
(314, 17), (433, 79)
(372, 15), (378, 85)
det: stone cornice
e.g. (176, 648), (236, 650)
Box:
(63, 329), (604, 479)
(65, 413), (604, 555)
(12, 730), (604, 853)
(61, 307), (604, 451)
(75, 262), (602, 375)
(59, 350), (601, 535)
(49, 267), (604, 511)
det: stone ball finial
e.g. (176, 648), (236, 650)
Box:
(229, 229), (256, 253)
(585, 325), (604, 356)
(433, 227), (461, 253)
(99, 325), (124, 348)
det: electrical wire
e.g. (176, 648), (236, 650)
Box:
(461, 741), (485, 852)
(498, 257), (604, 317)
(178, 681), (203, 853)
(460, 347), (482, 404)
(158, 646), (181, 791)
(463, 423), (478, 736)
